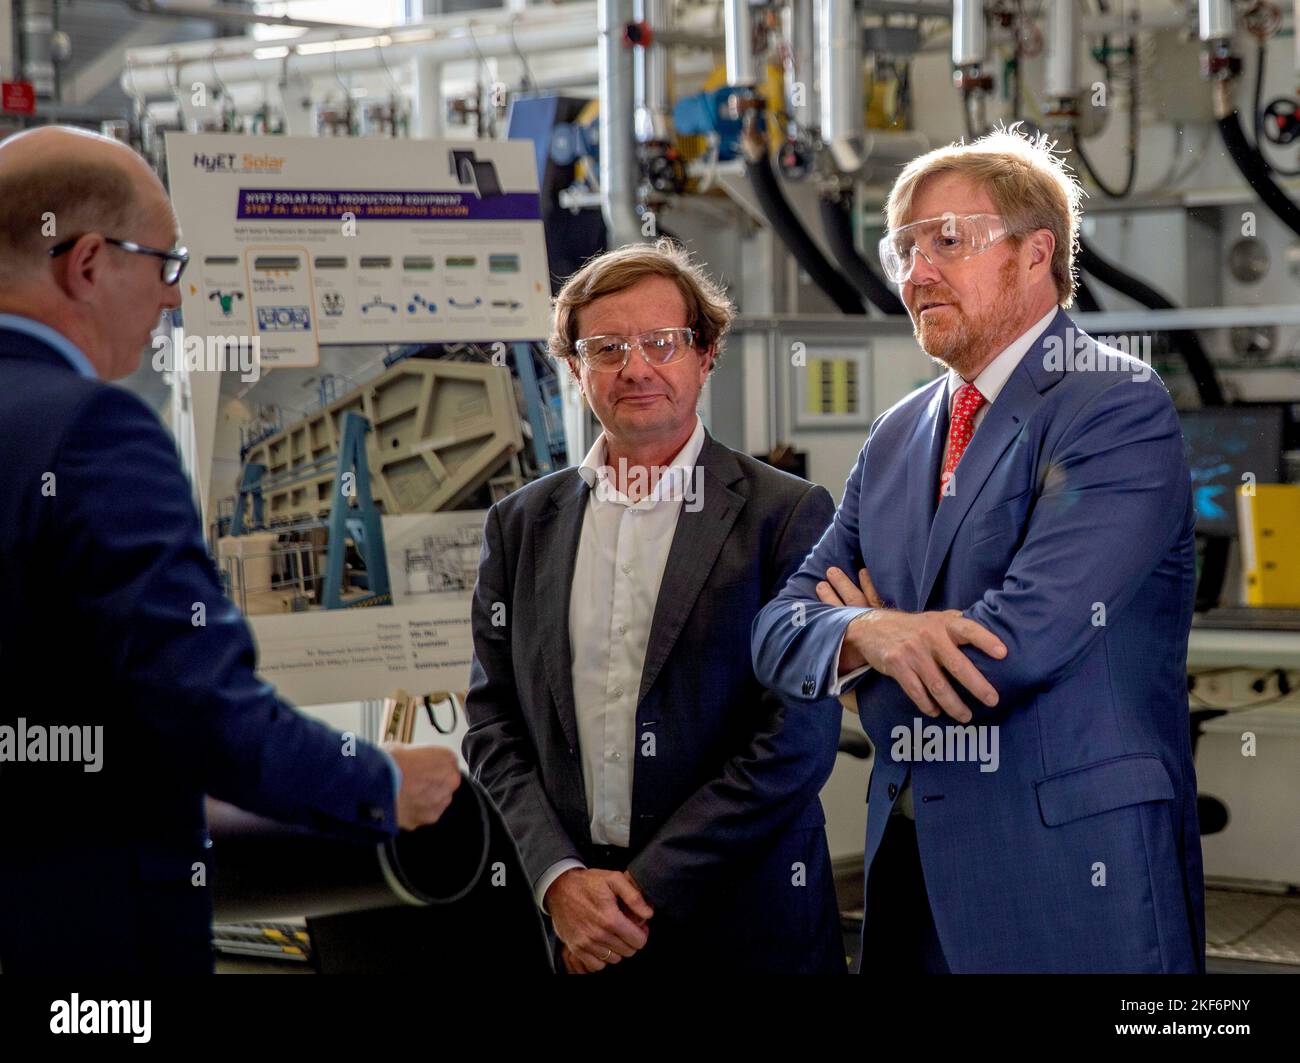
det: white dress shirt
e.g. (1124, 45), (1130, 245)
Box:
(834, 305), (1058, 818)
(533, 416), (707, 908)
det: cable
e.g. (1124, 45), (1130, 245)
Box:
(1075, 238), (1224, 407)
(1072, 35), (1138, 198)
(742, 134), (865, 315)
(817, 194), (907, 315)
(508, 17), (537, 92)
(1216, 105), (1300, 239)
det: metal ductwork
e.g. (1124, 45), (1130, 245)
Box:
(952, 0), (986, 68)
(783, 0), (818, 130)
(724, 0), (757, 86)
(1197, 0), (1234, 42)
(1044, 0), (1077, 102)
(634, 0), (673, 142)
(820, 0), (865, 173)
(600, 0), (643, 246)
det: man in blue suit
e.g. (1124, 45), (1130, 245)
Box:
(752, 127), (1205, 973)
(0, 126), (461, 974)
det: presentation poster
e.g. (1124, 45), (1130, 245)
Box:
(247, 598), (474, 707)
(165, 132), (552, 368)
(239, 513), (485, 705)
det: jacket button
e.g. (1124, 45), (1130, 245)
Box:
(887, 783), (898, 800)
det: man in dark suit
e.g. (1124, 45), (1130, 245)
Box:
(0, 126), (461, 974)
(464, 239), (844, 974)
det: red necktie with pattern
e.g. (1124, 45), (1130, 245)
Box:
(938, 382), (986, 502)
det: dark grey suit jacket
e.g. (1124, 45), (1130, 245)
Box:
(464, 430), (845, 973)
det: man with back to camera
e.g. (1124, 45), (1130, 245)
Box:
(463, 239), (845, 974)
(752, 125), (1205, 973)
(0, 125), (461, 974)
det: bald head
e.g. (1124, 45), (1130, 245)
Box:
(0, 126), (170, 287)
(0, 126), (183, 380)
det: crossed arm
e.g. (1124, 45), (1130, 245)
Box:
(753, 379), (1189, 721)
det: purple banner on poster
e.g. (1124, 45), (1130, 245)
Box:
(236, 189), (541, 221)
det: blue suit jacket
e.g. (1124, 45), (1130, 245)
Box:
(0, 329), (399, 974)
(752, 308), (1205, 973)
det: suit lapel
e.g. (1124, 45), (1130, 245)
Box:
(533, 473), (588, 752)
(636, 434), (745, 705)
(904, 380), (950, 605)
(917, 350), (1043, 607)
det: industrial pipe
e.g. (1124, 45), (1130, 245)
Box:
(634, 0), (673, 142)
(820, 0), (865, 173)
(1043, 0), (1077, 101)
(125, 0), (362, 31)
(818, 194), (906, 314)
(952, 0), (985, 68)
(1075, 238), (1223, 407)
(743, 135), (865, 313)
(1214, 84), (1300, 239)
(121, 14), (599, 99)
(600, 0), (643, 248)
(724, 0), (757, 86)
(784, 0), (818, 131)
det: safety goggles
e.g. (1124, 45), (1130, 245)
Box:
(878, 213), (1019, 285)
(573, 326), (697, 372)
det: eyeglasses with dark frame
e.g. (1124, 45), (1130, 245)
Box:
(573, 326), (698, 372)
(48, 236), (190, 286)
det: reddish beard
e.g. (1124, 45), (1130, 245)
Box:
(914, 256), (1022, 379)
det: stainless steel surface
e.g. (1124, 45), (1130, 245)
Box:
(951, 0), (985, 67)
(724, 0), (757, 86)
(634, 0), (673, 141)
(820, 0), (865, 173)
(1198, 0), (1235, 42)
(1043, 0), (1077, 100)
(600, 0), (643, 246)
(784, 0), (818, 129)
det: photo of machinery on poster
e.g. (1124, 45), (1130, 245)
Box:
(162, 133), (562, 710)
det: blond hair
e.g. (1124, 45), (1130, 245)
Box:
(548, 237), (736, 370)
(885, 123), (1085, 307)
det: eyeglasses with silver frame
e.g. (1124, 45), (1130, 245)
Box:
(573, 326), (698, 372)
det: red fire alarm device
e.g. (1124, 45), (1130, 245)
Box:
(2, 81), (36, 114)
